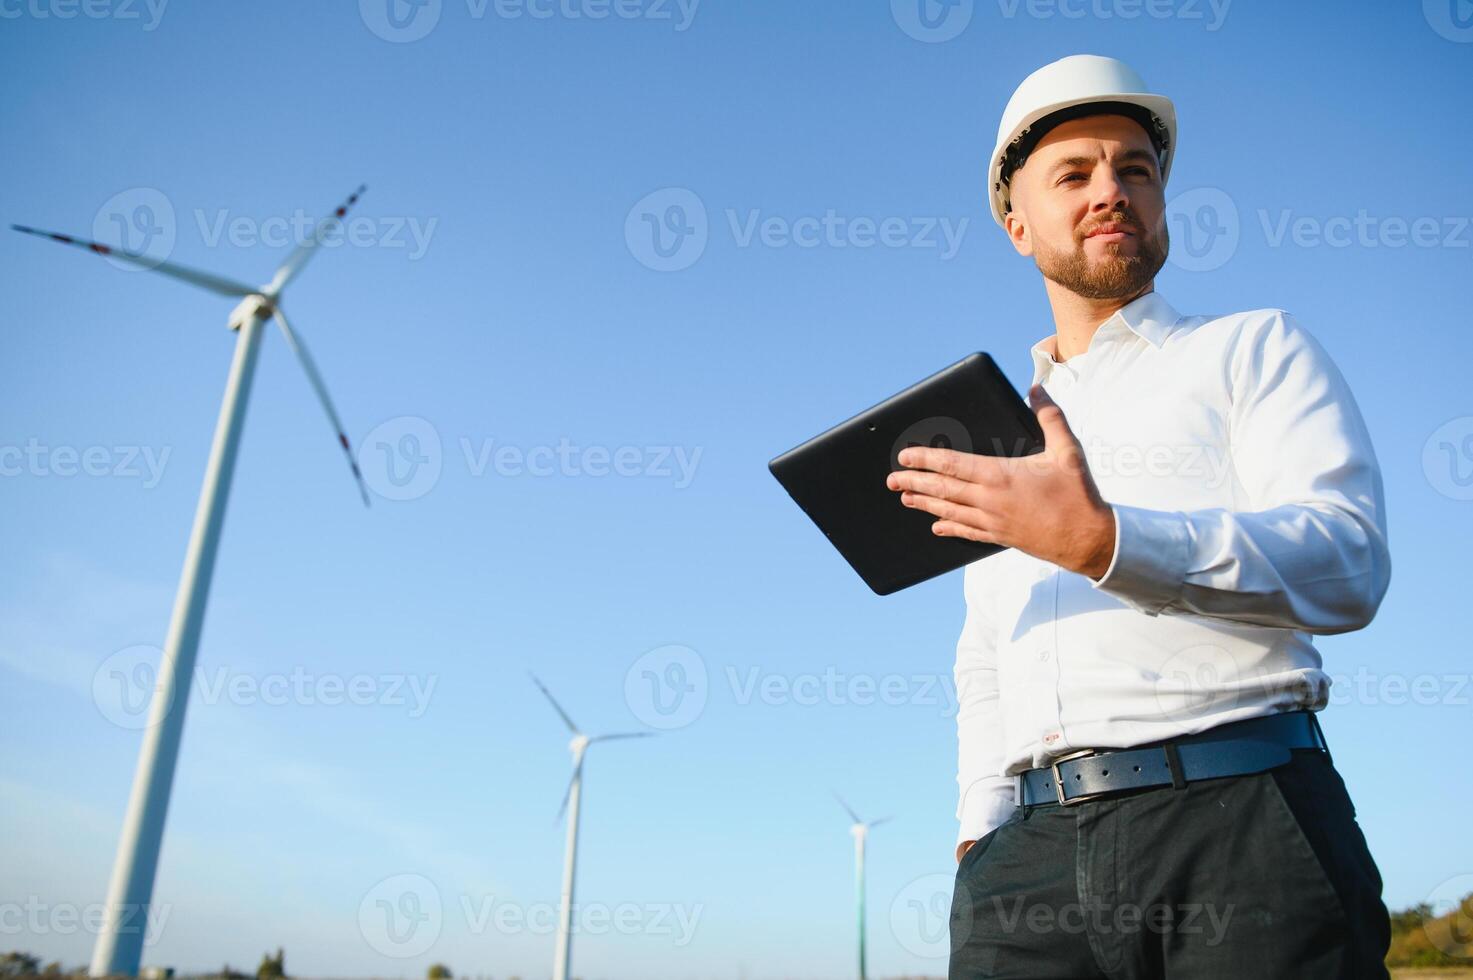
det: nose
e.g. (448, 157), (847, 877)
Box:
(1088, 167), (1130, 216)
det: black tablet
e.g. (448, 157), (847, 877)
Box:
(768, 352), (1045, 595)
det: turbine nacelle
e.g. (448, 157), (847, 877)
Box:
(12, 184), (374, 508)
(227, 294), (276, 332)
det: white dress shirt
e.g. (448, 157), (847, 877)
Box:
(954, 289), (1391, 849)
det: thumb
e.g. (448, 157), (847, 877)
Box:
(1028, 384), (1081, 454)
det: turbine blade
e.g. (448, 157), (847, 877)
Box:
(270, 307), (370, 507)
(832, 791), (862, 825)
(555, 757), (584, 822)
(529, 673), (580, 734)
(266, 184), (367, 296)
(867, 816), (894, 829)
(11, 224), (255, 297)
(589, 731), (654, 744)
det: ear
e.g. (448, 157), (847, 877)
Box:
(1003, 206), (1032, 257)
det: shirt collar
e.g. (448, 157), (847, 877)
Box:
(1029, 290), (1183, 386)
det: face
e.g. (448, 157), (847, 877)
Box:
(1004, 113), (1169, 300)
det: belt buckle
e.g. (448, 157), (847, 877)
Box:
(1050, 747), (1107, 807)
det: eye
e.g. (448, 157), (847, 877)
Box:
(1059, 173), (1087, 185)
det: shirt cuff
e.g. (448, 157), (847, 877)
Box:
(956, 777), (1017, 849)
(1086, 503), (1191, 616)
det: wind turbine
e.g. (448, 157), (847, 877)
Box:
(530, 673), (653, 980)
(12, 186), (373, 978)
(835, 793), (891, 980)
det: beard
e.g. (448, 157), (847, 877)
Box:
(1033, 211), (1169, 300)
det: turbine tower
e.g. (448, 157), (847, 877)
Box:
(13, 186), (373, 977)
(530, 673), (652, 980)
(835, 793), (891, 980)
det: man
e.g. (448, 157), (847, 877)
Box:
(885, 55), (1393, 978)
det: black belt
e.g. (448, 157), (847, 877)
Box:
(1015, 710), (1331, 808)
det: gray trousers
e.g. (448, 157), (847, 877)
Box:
(949, 749), (1391, 979)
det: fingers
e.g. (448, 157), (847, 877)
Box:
(894, 446), (1005, 486)
(886, 466), (975, 503)
(1028, 384), (1076, 450)
(898, 490), (996, 540)
(931, 518), (998, 543)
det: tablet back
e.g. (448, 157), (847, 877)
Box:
(768, 352), (1045, 595)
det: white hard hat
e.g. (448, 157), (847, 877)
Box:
(988, 55), (1177, 228)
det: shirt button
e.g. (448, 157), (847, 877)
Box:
(1038, 649), (1052, 662)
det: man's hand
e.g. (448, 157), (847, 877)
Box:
(885, 384), (1117, 579)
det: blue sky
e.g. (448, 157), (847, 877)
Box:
(2, 2), (1471, 978)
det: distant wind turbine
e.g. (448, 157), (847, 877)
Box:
(835, 793), (891, 980)
(530, 673), (653, 980)
(13, 186), (373, 978)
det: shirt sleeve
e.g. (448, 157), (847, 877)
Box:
(955, 562), (1017, 852)
(1087, 311), (1391, 635)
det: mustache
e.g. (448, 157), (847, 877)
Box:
(1080, 212), (1146, 238)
